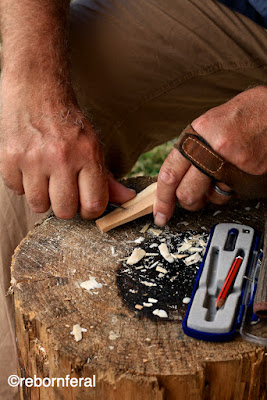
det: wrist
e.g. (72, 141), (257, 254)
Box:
(1, 68), (75, 106)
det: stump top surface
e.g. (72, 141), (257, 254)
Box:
(12, 177), (267, 376)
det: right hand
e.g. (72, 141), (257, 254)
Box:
(0, 79), (135, 219)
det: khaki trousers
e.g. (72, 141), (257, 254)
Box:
(1, 0), (266, 398)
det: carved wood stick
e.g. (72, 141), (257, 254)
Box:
(96, 182), (157, 233)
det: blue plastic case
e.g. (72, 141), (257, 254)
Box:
(182, 223), (262, 342)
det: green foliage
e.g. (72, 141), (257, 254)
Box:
(128, 140), (175, 177)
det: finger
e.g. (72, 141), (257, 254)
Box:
(22, 173), (50, 213)
(207, 182), (233, 205)
(154, 148), (191, 226)
(0, 167), (24, 194)
(108, 174), (136, 204)
(49, 170), (79, 219)
(78, 163), (109, 219)
(176, 166), (210, 211)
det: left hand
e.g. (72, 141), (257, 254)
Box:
(154, 85), (267, 226)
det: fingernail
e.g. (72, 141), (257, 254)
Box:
(154, 212), (167, 227)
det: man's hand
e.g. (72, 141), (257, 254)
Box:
(154, 86), (267, 226)
(0, 82), (135, 219)
(0, 0), (135, 219)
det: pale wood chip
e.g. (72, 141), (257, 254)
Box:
(140, 223), (150, 233)
(153, 309), (168, 318)
(156, 266), (168, 274)
(70, 324), (87, 342)
(127, 248), (146, 265)
(159, 243), (174, 263)
(148, 228), (163, 236)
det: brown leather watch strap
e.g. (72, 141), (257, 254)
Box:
(174, 125), (267, 199)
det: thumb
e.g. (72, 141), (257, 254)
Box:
(108, 174), (136, 204)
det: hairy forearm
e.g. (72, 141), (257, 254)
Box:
(0, 0), (71, 91)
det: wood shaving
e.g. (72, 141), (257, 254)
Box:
(140, 281), (157, 287)
(109, 330), (120, 340)
(143, 302), (153, 307)
(128, 237), (145, 244)
(150, 261), (159, 268)
(156, 266), (168, 274)
(184, 252), (202, 266)
(140, 223), (150, 233)
(188, 247), (203, 253)
(134, 237), (145, 244)
(135, 304), (143, 310)
(213, 210), (222, 217)
(70, 324), (87, 342)
(153, 309), (168, 318)
(159, 243), (174, 263)
(148, 298), (158, 303)
(127, 248), (146, 265)
(172, 253), (188, 259)
(182, 297), (191, 304)
(199, 239), (206, 247)
(148, 228), (162, 236)
(150, 243), (158, 248)
(80, 277), (102, 291)
(177, 243), (192, 253)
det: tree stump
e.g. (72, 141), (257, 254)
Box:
(12, 177), (267, 400)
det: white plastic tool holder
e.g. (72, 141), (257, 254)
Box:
(187, 223), (255, 334)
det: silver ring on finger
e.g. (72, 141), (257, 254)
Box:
(213, 183), (234, 197)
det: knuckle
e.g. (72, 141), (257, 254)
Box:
(48, 142), (70, 165)
(1, 175), (22, 193)
(4, 145), (21, 163)
(82, 199), (106, 216)
(176, 189), (195, 206)
(192, 114), (210, 133)
(159, 166), (178, 187)
(28, 192), (46, 211)
(213, 135), (229, 155)
(234, 150), (251, 171)
(25, 149), (42, 165)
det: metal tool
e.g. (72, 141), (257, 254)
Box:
(108, 203), (126, 210)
